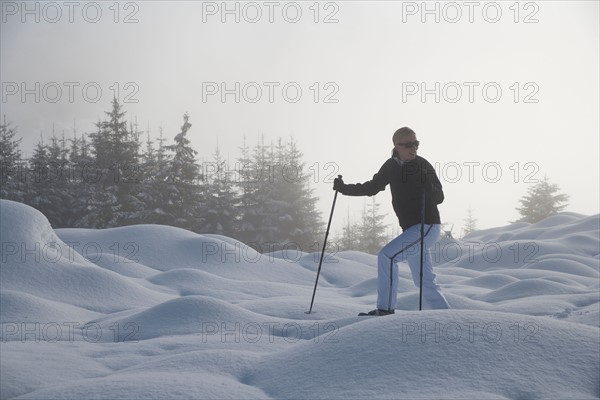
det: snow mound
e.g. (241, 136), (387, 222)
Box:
(86, 296), (285, 341)
(56, 225), (319, 285)
(13, 368), (270, 400)
(248, 310), (600, 400)
(523, 255), (600, 278)
(1, 200), (599, 399)
(475, 279), (591, 302)
(459, 274), (520, 289)
(294, 252), (376, 287)
(1, 201), (172, 313)
(0, 290), (102, 327)
(1, 199), (87, 265)
(148, 268), (309, 299)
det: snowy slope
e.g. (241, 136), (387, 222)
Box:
(1, 199), (598, 399)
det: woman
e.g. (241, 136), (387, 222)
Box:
(333, 127), (450, 315)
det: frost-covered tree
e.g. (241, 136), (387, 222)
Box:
(515, 176), (569, 223)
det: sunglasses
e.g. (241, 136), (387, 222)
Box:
(396, 140), (420, 149)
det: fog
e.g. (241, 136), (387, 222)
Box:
(2, 0), (598, 234)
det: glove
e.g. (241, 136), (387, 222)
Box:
(333, 176), (345, 192)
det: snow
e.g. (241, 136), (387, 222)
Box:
(1, 199), (599, 399)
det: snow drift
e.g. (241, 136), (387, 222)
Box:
(1, 200), (598, 399)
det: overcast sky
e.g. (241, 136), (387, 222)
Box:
(2, 0), (599, 236)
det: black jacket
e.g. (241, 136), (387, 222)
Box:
(340, 153), (444, 231)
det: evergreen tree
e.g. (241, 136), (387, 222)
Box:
(95, 99), (140, 168)
(151, 125), (177, 225)
(80, 99), (143, 227)
(515, 176), (569, 223)
(24, 130), (80, 227)
(338, 209), (360, 251)
(136, 130), (158, 222)
(163, 113), (204, 231)
(237, 138), (322, 251)
(67, 129), (95, 226)
(41, 133), (72, 226)
(275, 137), (322, 252)
(201, 145), (239, 236)
(234, 136), (323, 252)
(144, 131), (156, 168)
(356, 198), (389, 254)
(80, 132), (92, 162)
(235, 136), (271, 248)
(25, 136), (54, 222)
(141, 130), (157, 185)
(462, 206), (478, 237)
(156, 124), (168, 167)
(250, 138), (280, 248)
(236, 136), (259, 246)
(82, 117), (120, 227)
(1, 108), (328, 245)
(0, 116), (24, 202)
(130, 124), (173, 226)
(68, 125), (81, 165)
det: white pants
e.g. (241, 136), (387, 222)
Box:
(377, 224), (450, 310)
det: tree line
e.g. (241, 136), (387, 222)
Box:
(0, 99), (329, 253)
(0, 99), (570, 254)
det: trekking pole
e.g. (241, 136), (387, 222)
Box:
(419, 188), (426, 311)
(306, 175), (342, 314)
